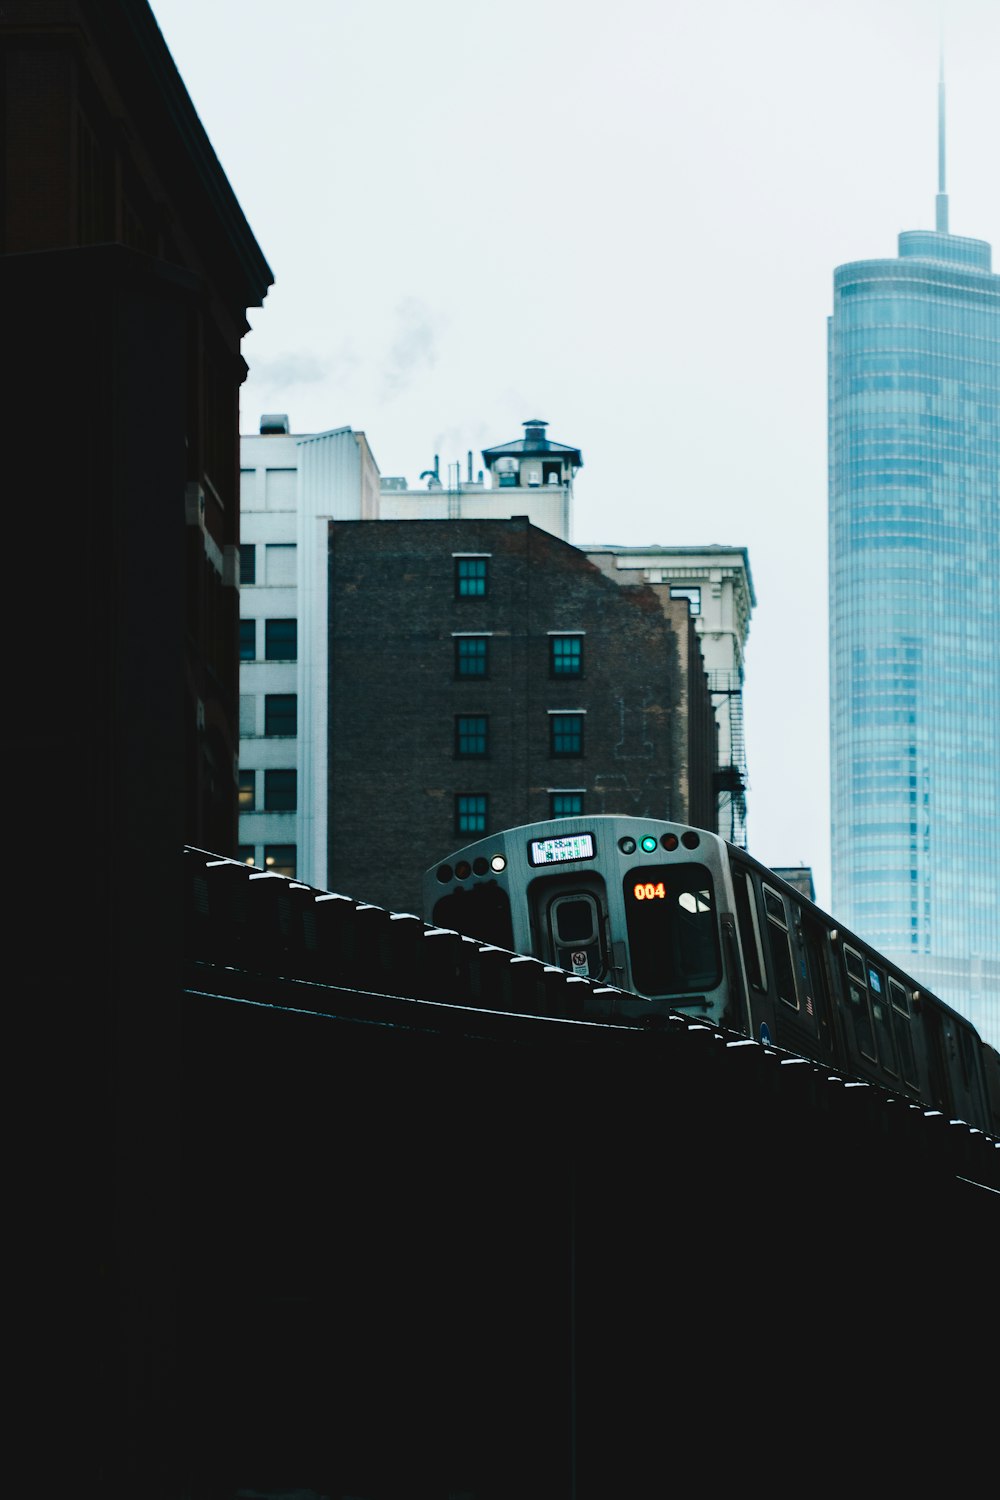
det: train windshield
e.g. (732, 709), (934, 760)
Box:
(623, 864), (722, 996)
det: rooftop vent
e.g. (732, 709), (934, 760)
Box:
(259, 414), (290, 434)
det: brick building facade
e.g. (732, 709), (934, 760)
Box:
(328, 517), (717, 912)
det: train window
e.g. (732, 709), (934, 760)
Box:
(550, 894), (600, 946)
(888, 979), (918, 1087)
(844, 948), (866, 986)
(763, 888), (784, 923)
(732, 868), (766, 992)
(843, 946), (877, 1061)
(762, 886), (798, 1010)
(867, 964), (898, 1076)
(622, 864), (721, 996)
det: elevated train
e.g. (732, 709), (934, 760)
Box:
(423, 816), (1000, 1142)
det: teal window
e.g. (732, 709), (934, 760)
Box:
(455, 557), (488, 597)
(455, 716), (488, 757)
(455, 636), (489, 677)
(455, 795), (488, 836)
(550, 636), (583, 677)
(550, 791), (584, 818)
(239, 620), (256, 660)
(238, 770), (255, 811)
(550, 713), (584, 757)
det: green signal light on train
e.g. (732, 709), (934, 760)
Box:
(640, 836), (658, 852)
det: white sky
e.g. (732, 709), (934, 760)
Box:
(150, 0), (999, 909)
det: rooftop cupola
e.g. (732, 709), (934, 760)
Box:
(482, 419), (583, 489)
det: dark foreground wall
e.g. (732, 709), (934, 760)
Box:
(177, 853), (1000, 1498)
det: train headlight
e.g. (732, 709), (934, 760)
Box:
(490, 854), (506, 872)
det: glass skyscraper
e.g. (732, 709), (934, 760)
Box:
(827, 84), (1000, 1050)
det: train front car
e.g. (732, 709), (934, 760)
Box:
(422, 816), (747, 1032)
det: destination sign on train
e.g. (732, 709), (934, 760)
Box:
(528, 832), (595, 866)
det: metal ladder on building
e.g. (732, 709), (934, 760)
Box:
(709, 670), (748, 848)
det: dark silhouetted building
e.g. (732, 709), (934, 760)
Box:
(2, 3), (272, 1492)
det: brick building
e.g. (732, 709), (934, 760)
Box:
(328, 517), (717, 912)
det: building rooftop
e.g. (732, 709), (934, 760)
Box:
(482, 419), (583, 469)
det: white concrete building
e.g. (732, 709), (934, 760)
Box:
(581, 545), (756, 845)
(238, 416), (380, 885)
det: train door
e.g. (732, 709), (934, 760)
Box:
(801, 911), (836, 1061)
(528, 872), (611, 982)
(729, 858), (774, 1043)
(921, 1002), (955, 1116)
(840, 945), (879, 1072)
(759, 883), (835, 1059)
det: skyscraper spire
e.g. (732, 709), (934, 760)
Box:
(935, 48), (949, 231)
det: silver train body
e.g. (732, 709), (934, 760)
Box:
(423, 815), (1000, 1140)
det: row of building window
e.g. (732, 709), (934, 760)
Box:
(241, 540), (705, 626)
(242, 630), (586, 680)
(456, 792), (584, 837)
(238, 620), (586, 678)
(239, 844), (297, 877)
(241, 549), (494, 598)
(456, 634), (583, 677)
(251, 696), (586, 757)
(240, 618), (297, 661)
(455, 713), (585, 757)
(239, 789), (587, 871)
(240, 544), (296, 587)
(239, 768), (297, 812)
